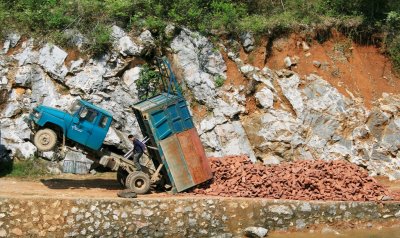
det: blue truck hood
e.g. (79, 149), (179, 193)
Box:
(36, 105), (70, 119)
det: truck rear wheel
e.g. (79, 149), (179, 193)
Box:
(33, 128), (58, 152)
(126, 171), (151, 194)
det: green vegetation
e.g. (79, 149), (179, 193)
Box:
(0, 158), (49, 178)
(136, 65), (162, 100)
(214, 75), (226, 87)
(0, 0), (399, 69)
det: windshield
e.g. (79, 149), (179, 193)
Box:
(69, 100), (82, 114)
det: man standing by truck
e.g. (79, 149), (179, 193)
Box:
(128, 134), (146, 171)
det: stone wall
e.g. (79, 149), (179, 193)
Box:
(0, 196), (399, 237)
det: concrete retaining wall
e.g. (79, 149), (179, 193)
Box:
(0, 196), (399, 237)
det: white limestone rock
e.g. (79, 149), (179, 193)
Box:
(66, 58), (106, 93)
(30, 67), (60, 107)
(14, 39), (39, 66)
(259, 110), (302, 143)
(69, 59), (85, 73)
(38, 44), (68, 80)
(111, 25), (127, 41)
(244, 226), (268, 238)
(122, 66), (141, 95)
(255, 87), (274, 109)
(240, 32), (255, 53)
(139, 30), (155, 48)
(118, 36), (143, 57)
(213, 121), (256, 162)
(104, 127), (122, 146)
(278, 74), (304, 116)
(2, 33), (21, 53)
(170, 28), (226, 108)
(63, 29), (87, 49)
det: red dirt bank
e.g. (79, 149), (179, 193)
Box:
(238, 31), (400, 108)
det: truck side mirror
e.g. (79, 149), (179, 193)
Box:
(79, 107), (88, 119)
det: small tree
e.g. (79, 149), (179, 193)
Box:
(136, 65), (162, 100)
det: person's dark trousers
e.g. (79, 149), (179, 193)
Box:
(132, 152), (143, 171)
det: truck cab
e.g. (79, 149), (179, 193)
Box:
(29, 99), (113, 152)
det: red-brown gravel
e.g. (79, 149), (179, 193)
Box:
(190, 156), (396, 201)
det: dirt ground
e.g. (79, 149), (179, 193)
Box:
(0, 173), (399, 200)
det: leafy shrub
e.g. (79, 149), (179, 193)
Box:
(214, 75), (225, 87)
(386, 11), (400, 32)
(388, 36), (400, 72)
(136, 65), (162, 100)
(143, 16), (166, 33)
(88, 24), (112, 55)
(208, 1), (246, 32)
(104, 0), (134, 22)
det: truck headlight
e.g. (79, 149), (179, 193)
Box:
(32, 110), (41, 119)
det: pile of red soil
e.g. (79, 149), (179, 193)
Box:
(191, 156), (395, 201)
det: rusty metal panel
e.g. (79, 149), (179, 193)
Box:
(160, 135), (194, 192)
(176, 128), (213, 184)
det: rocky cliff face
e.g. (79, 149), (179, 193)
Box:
(0, 27), (399, 180)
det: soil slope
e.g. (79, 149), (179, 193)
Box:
(239, 31), (400, 108)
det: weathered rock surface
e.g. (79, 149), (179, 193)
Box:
(66, 57), (107, 93)
(171, 28), (226, 108)
(117, 36), (143, 57)
(38, 43), (68, 80)
(240, 32), (255, 53)
(0, 28), (147, 160)
(63, 29), (87, 49)
(2, 33), (21, 53)
(0, 28), (400, 180)
(255, 87), (274, 109)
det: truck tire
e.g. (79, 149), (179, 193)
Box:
(125, 171), (151, 194)
(117, 167), (128, 187)
(33, 128), (58, 152)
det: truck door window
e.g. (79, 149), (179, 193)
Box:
(99, 115), (109, 128)
(69, 100), (82, 114)
(84, 109), (98, 123)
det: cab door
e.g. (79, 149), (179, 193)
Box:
(86, 114), (111, 150)
(67, 108), (98, 148)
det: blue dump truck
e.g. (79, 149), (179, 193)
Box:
(29, 58), (212, 194)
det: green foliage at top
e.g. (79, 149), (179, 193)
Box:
(0, 0), (397, 37)
(209, 1), (246, 32)
(0, 0), (399, 69)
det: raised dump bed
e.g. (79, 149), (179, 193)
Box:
(100, 58), (212, 194)
(133, 93), (212, 192)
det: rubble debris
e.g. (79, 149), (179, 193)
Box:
(244, 227), (269, 238)
(313, 60), (321, 68)
(302, 41), (310, 51)
(191, 156), (395, 201)
(117, 189), (137, 198)
(284, 57), (292, 68)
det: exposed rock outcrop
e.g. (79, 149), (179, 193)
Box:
(0, 27), (399, 180)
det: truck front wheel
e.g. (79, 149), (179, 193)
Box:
(33, 128), (58, 152)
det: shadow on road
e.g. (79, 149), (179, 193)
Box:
(40, 178), (122, 190)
